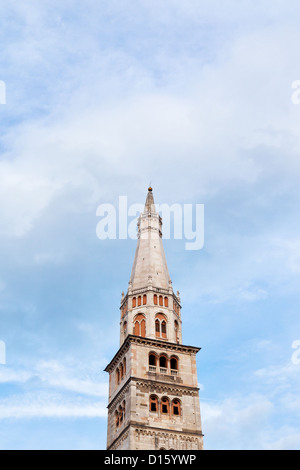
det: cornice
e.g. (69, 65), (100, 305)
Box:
(121, 288), (182, 305)
(104, 335), (200, 373)
(107, 375), (200, 410)
(107, 422), (204, 450)
(133, 423), (204, 438)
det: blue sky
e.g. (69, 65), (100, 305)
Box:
(0, 0), (300, 449)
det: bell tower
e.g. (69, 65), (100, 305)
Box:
(105, 188), (204, 451)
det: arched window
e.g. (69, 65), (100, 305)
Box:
(164, 296), (168, 307)
(123, 321), (127, 337)
(149, 353), (157, 367)
(161, 320), (167, 338)
(161, 397), (170, 415)
(159, 355), (168, 369)
(153, 294), (158, 305)
(141, 319), (146, 337)
(115, 410), (119, 428)
(173, 301), (180, 314)
(132, 297), (136, 308)
(170, 356), (178, 371)
(121, 301), (127, 318)
(155, 313), (168, 339)
(174, 320), (179, 343)
(116, 368), (120, 385)
(134, 314), (146, 337)
(149, 395), (158, 412)
(138, 296), (142, 306)
(115, 401), (126, 429)
(159, 295), (163, 306)
(155, 319), (160, 337)
(123, 357), (126, 375)
(143, 294), (147, 305)
(119, 404), (123, 424)
(120, 363), (124, 380)
(123, 400), (126, 420)
(172, 399), (181, 415)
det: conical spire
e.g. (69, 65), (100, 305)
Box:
(129, 187), (172, 291)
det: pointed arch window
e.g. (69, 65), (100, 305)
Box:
(134, 314), (146, 337)
(141, 319), (146, 337)
(123, 321), (127, 337)
(115, 401), (126, 429)
(118, 404), (123, 424)
(155, 313), (168, 338)
(134, 320), (139, 336)
(155, 319), (160, 336)
(122, 400), (126, 422)
(174, 320), (179, 343)
(115, 410), (119, 428)
(161, 320), (167, 338)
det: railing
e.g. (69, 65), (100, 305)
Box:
(148, 367), (179, 376)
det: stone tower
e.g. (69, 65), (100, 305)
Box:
(105, 188), (204, 451)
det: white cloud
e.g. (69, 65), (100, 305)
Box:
(201, 394), (274, 449)
(0, 367), (32, 384)
(264, 431), (300, 450)
(0, 391), (107, 419)
(1, 0), (300, 450)
(36, 360), (108, 397)
(0, 158), (63, 237)
(0, 360), (108, 396)
(254, 361), (300, 391)
(1, 10), (299, 239)
(201, 392), (300, 450)
(270, 238), (300, 274)
(0, 360), (108, 421)
(34, 253), (63, 265)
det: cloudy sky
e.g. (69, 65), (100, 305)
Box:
(0, 0), (300, 450)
